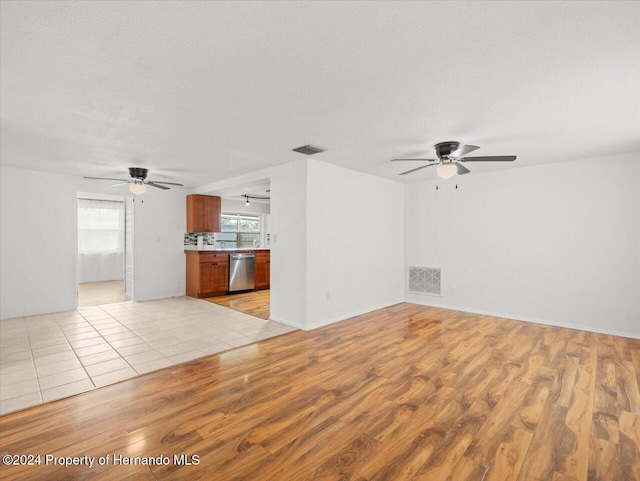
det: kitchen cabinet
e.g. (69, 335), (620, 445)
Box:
(185, 251), (229, 298)
(254, 251), (270, 290)
(185, 249), (270, 299)
(186, 194), (221, 233)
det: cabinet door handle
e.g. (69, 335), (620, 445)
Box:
(212, 262), (218, 266)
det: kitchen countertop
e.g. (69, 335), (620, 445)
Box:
(184, 246), (270, 252)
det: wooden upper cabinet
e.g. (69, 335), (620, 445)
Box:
(186, 194), (221, 233)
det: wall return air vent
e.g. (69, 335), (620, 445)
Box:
(408, 267), (441, 295)
(292, 144), (326, 156)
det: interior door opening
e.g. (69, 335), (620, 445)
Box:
(76, 192), (131, 307)
(199, 178), (272, 320)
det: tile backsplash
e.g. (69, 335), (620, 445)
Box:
(184, 233), (217, 247)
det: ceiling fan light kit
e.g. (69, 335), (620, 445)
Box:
(130, 183), (146, 195)
(436, 163), (457, 179)
(392, 141), (516, 179)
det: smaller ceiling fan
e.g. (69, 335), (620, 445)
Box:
(392, 141), (516, 179)
(84, 167), (184, 195)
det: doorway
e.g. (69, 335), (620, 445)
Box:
(76, 193), (131, 307)
(204, 178), (272, 319)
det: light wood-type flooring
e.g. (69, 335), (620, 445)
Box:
(1, 303), (639, 481)
(206, 289), (270, 320)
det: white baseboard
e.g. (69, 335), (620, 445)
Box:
(268, 315), (306, 330)
(404, 298), (640, 340)
(270, 300), (404, 331)
(233, 296), (640, 341)
(304, 302), (399, 331)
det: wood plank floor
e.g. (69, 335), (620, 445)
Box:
(1, 303), (638, 481)
(205, 289), (270, 320)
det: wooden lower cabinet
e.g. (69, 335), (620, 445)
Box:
(199, 261), (229, 294)
(254, 251), (270, 290)
(186, 250), (270, 298)
(186, 251), (229, 298)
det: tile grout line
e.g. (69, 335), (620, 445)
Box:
(82, 306), (139, 381)
(25, 323), (44, 404)
(55, 315), (97, 392)
(102, 305), (176, 374)
(87, 305), (179, 378)
(0, 321), (42, 407)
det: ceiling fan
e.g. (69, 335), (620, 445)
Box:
(84, 167), (184, 195)
(392, 141), (516, 179)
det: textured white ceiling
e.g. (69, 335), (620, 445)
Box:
(1, 1), (639, 187)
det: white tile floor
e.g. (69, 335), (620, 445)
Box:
(0, 296), (296, 415)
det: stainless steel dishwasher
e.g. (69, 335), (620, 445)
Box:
(228, 252), (255, 292)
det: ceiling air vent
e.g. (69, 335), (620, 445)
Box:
(292, 144), (325, 156)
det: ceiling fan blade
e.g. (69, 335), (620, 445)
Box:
(110, 182), (132, 187)
(148, 181), (184, 186)
(449, 144), (480, 158)
(84, 176), (129, 182)
(391, 158), (437, 162)
(460, 156), (516, 162)
(455, 162), (470, 175)
(399, 163), (440, 176)
(146, 182), (170, 190)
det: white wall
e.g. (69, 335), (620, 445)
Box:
(306, 160), (405, 329)
(9, 150), (631, 339)
(130, 186), (186, 302)
(1, 167), (80, 318)
(269, 161), (308, 328)
(0, 165), (186, 318)
(404, 152), (640, 338)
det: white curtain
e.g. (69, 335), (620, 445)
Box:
(78, 199), (125, 283)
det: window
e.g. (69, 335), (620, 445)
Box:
(78, 199), (123, 253)
(217, 213), (260, 248)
